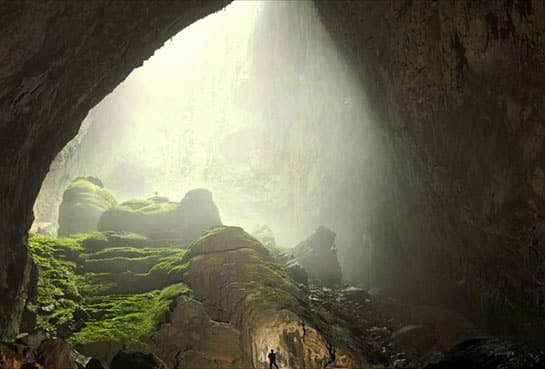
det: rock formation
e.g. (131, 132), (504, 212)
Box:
(97, 189), (221, 245)
(24, 226), (368, 369)
(0, 0), (230, 338)
(57, 177), (117, 237)
(292, 226), (343, 286)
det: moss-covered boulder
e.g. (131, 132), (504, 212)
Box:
(97, 189), (221, 244)
(58, 177), (117, 237)
(292, 226), (343, 286)
(181, 226), (359, 369)
(183, 226), (268, 260)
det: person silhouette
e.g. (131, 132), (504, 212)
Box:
(268, 349), (279, 369)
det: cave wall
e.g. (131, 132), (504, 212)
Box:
(0, 0), (229, 338)
(315, 0), (545, 340)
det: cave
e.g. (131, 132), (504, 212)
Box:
(2, 1), (545, 369)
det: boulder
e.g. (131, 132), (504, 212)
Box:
(97, 189), (221, 244)
(110, 350), (167, 369)
(58, 177), (117, 236)
(151, 296), (247, 369)
(423, 337), (545, 369)
(84, 358), (104, 369)
(341, 286), (370, 303)
(20, 329), (48, 351)
(392, 325), (437, 354)
(177, 189), (223, 242)
(285, 259), (308, 285)
(37, 339), (78, 369)
(292, 226), (342, 286)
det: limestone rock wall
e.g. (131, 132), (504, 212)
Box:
(0, 0), (230, 338)
(315, 0), (545, 340)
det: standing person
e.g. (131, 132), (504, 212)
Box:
(268, 349), (279, 369)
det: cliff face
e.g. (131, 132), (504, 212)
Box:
(0, 0), (230, 338)
(315, 0), (545, 339)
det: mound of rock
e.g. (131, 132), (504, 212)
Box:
(30, 225), (365, 368)
(183, 226), (268, 260)
(292, 226), (343, 286)
(180, 226), (359, 369)
(58, 177), (117, 236)
(97, 189), (221, 244)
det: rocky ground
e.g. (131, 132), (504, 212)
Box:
(2, 225), (545, 369)
(3, 185), (545, 369)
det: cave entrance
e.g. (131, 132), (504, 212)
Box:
(32, 0), (380, 285)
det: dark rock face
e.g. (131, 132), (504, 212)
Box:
(285, 259), (308, 285)
(314, 0), (545, 339)
(110, 350), (167, 369)
(292, 226), (342, 286)
(84, 358), (104, 369)
(57, 177), (117, 236)
(0, 0), (230, 338)
(424, 337), (545, 369)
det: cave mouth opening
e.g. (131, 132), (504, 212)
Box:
(32, 0), (380, 284)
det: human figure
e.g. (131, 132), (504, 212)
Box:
(268, 349), (279, 369)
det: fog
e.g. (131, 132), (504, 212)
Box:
(34, 0), (384, 284)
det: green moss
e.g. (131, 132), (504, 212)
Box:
(30, 231), (190, 342)
(70, 283), (189, 345)
(89, 247), (177, 260)
(29, 235), (82, 332)
(66, 178), (117, 207)
(70, 231), (149, 252)
(79, 249), (189, 295)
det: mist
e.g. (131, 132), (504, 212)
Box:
(34, 0), (383, 284)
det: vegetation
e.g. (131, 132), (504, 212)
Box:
(29, 225), (310, 351)
(65, 177), (117, 208)
(29, 232), (189, 344)
(97, 198), (184, 242)
(58, 177), (118, 236)
(70, 283), (188, 344)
